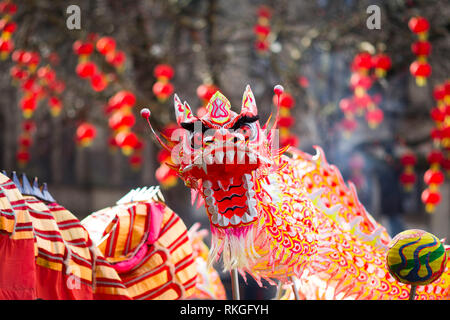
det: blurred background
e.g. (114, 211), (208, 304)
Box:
(0, 0), (449, 299)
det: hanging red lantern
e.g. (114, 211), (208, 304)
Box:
(155, 163), (178, 189)
(351, 52), (373, 73)
(197, 84), (218, 103)
(278, 115), (295, 128)
(372, 53), (391, 78)
(90, 72), (108, 92)
(76, 61), (97, 78)
(152, 81), (174, 102)
(409, 61), (431, 86)
(115, 131), (139, 156)
(0, 38), (13, 59)
(350, 73), (373, 91)
(0, 1), (17, 15)
(424, 169), (445, 186)
(129, 154), (143, 171)
(16, 150), (30, 167)
(253, 24), (271, 38)
(421, 188), (441, 213)
(76, 122), (97, 147)
(339, 98), (357, 118)
(408, 16), (430, 37)
(72, 40), (94, 57)
(20, 95), (37, 118)
(96, 36), (116, 55)
(427, 149), (443, 166)
(105, 50), (126, 70)
(411, 41), (431, 57)
(400, 152), (417, 191)
(48, 96), (62, 117)
(108, 111), (136, 132)
(365, 108), (384, 129)
(153, 64), (174, 81)
(272, 92), (295, 108)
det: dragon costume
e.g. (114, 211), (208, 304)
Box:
(0, 171), (208, 300)
(142, 85), (450, 299)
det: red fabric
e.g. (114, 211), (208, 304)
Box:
(0, 234), (37, 299)
(35, 265), (93, 300)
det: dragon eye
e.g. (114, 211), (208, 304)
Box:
(191, 132), (203, 149)
(238, 124), (255, 141)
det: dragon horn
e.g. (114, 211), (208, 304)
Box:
(174, 94), (195, 125)
(240, 85), (258, 116)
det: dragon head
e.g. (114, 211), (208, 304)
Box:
(142, 85), (281, 232)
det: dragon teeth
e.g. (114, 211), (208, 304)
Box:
(203, 180), (212, 189)
(241, 212), (254, 223)
(211, 212), (219, 224)
(229, 215), (241, 226)
(218, 215), (230, 227)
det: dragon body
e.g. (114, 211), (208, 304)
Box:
(150, 85), (450, 299)
(0, 172), (208, 300)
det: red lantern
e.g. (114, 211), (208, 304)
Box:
(22, 120), (36, 133)
(197, 84), (218, 102)
(278, 115), (295, 128)
(351, 52), (373, 72)
(155, 163), (178, 189)
(339, 98), (357, 115)
(272, 93), (295, 108)
(427, 150), (443, 166)
(106, 50), (126, 69)
(253, 24), (271, 38)
(48, 96), (62, 117)
(411, 41), (431, 56)
(96, 36), (116, 55)
(0, 38), (13, 59)
(16, 150), (30, 167)
(400, 172), (416, 191)
(431, 107), (445, 123)
(254, 40), (269, 52)
(0, 2), (17, 15)
(433, 84), (446, 101)
(350, 73), (372, 90)
(366, 108), (384, 129)
(152, 81), (174, 102)
(90, 72), (108, 92)
(257, 5), (272, 19)
(408, 16), (430, 35)
(409, 61), (431, 86)
(372, 54), (391, 78)
(115, 131), (139, 156)
(424, 169), (444, 186)
(72, 40), (94, 56)
(76, 122), (97, 147)
(20, 95), (37, 118)
(129, 154), (143, 171)
(421, 188), (441, 213)
(76, 61), (97, 78)
(108, 111), (136, 132)
(110, 90), (136, 109)
(153, 64), (174, 81)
